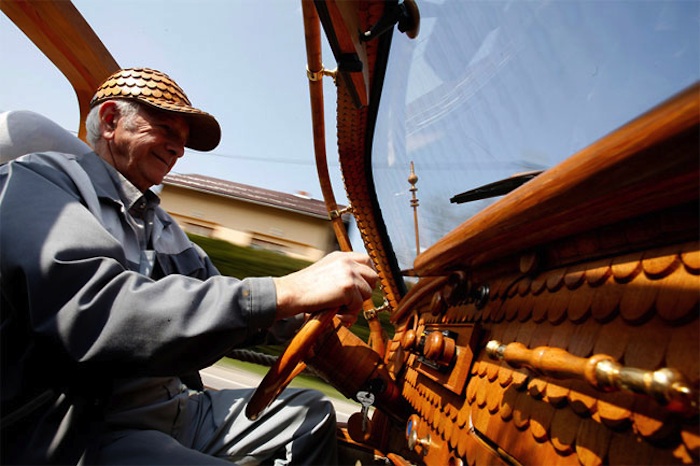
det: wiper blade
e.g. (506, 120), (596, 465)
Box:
(450, 170), (544, 204)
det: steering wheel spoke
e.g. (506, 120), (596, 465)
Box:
(245, 309), (337, 420)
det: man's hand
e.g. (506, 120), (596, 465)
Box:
(273, 251), (379, 322)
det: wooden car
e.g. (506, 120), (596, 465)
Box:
(2, 1), (698, 464)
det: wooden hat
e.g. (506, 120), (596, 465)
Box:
(90, 68), (221, 151)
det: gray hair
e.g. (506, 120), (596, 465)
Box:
(85, 100), (141, 148)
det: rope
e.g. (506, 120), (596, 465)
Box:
(227, 349), (328, 382)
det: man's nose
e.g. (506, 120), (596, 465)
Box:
(166, 140), (185, 159)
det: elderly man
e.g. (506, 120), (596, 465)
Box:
(0, 68), (378, 465)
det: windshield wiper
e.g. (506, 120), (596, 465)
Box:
(450, 170), (544, 204)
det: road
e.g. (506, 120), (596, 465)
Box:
(200, 363), (361, 422)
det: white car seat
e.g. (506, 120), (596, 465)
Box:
(0, 110), (91, 164)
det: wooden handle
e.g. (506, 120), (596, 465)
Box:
(486, 340), (698, 415)
(487, 340), (611, 385)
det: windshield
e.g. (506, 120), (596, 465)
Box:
(372, 0), (699, 271)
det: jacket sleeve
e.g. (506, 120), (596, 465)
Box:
(0, 154), (277, 378)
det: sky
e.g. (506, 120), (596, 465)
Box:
(0, 0), (344, 202)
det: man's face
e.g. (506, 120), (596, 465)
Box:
(105, 103), (189, 191)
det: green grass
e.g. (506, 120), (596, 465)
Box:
(188, 233), (312, 279)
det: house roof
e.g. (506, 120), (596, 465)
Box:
(163, 173), (342, 220)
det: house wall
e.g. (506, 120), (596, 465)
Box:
(160, 185), (336, 262)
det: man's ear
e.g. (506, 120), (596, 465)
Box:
(98, 101), (118, 140)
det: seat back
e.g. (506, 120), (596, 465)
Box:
(0, 110), (91, 164)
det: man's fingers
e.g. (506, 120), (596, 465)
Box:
(274, 251), (379, 320)
(358, 263), (379, 286)
(344, 250), (375, 267)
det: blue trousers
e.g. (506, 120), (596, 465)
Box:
(95, 386), (338, 465)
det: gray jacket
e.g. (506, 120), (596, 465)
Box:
(0, 151), (278, 464)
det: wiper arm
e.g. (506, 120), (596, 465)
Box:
(450, 170), (544, 204)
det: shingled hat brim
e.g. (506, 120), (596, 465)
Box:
(90, 68), (221, 152)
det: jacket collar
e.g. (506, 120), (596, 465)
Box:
(76, 151), (162, 214)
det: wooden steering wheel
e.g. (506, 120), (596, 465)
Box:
(245, 309), (338, 420)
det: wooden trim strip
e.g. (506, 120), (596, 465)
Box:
(1, 0), (119, 139)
